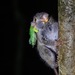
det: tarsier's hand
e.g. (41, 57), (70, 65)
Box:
(56, 38), (64, 47)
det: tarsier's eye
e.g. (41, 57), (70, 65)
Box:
(34, 18), (39, 23)
(34, 18), (37, 22)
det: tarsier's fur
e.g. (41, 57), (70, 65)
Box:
(31, 12), (58, 75)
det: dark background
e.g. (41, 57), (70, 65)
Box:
(3, 0), (58, 75)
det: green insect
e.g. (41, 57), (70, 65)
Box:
(29, 25), (38, 47)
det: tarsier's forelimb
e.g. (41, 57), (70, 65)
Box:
(29, 12), (58, 75)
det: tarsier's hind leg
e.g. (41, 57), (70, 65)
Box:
(37, 44), (58, 75)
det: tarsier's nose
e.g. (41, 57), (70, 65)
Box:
(31, 22), (39, 33)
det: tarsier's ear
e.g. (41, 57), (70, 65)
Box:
(42, 13), (49, 23)
(42, 13), (49, 18)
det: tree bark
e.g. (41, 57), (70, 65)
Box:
(58, 0), (75, 75)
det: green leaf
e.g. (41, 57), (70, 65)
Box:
(29, 25), (37, 47)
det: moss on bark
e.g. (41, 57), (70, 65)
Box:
(58, 0), (75, 75)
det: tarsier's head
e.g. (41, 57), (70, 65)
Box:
(33, 12), (49, 23)
(31, 12), (49, 30)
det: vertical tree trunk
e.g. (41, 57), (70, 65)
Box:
(58, 0), (75, 75)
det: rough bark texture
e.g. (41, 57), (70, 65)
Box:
(58, 0), (75, 75)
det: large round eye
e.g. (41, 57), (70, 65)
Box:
(34, 18), (39, 23)
(34, 18), (36, 22)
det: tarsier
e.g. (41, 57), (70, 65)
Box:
(29, 12), (58, 75)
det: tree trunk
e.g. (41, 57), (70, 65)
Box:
(58, 0), (75, 75)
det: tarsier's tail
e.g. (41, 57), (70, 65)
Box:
(54, 68), (58, 75)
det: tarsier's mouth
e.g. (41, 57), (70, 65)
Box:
(33, 27), (39, 33)
(32, 17), (49, 32)
(31, 23), (39, 32)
